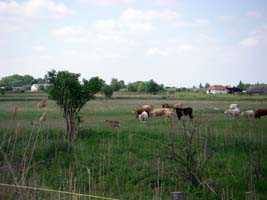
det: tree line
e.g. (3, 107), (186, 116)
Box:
(0, 74), (165, 96)
(0, 73), (264, 97)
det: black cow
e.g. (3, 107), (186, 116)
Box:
(175, 107), (193, 120)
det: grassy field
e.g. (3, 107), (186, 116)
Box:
(0, 92), (267, 199)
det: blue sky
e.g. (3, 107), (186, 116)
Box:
(0, 0), (267, 87)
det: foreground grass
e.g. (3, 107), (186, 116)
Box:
(0, 97), (267, 199)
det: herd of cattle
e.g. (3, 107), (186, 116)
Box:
(135, 102), (267, 122)
(135, 103), (193, 122)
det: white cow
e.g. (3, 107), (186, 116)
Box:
(224, 107), (240, 117)
(229, 104), (239, 110)
(139, 111), (149, 122)
(241, 110), (255, 118)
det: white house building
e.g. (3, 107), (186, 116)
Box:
(207, 85), (228, 94)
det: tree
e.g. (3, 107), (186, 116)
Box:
(199, 83), (203, 89)
(0, 87), (5, 95)
(204, 83), (210, 89)
(237, 80), (250, 91)
(127, 82), (140, 92)
(110, 78), (125, 91)
(102, 85), (114, 98)
(47, 70), (104, 142)
(0, 74), (34, 88)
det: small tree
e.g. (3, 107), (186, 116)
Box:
(102, 85), (114, 98)
(47, 70), (103, 142)
(0, 88), (5, 95)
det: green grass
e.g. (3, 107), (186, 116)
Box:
(0, 93), (267, 199)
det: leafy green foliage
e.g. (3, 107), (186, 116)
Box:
(110, 78), (125, 91)
(102, 85), (114, 98)
(127, 80), (164, 94)
(0, 87), (5, 95)
(0, 74), (35, 88)
(47, 70), (104, 141)
(237, 81), (251, 91)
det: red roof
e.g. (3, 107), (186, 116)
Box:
(208, 85), (227, 91)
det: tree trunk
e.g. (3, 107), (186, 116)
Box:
(67, 113), (76, 142)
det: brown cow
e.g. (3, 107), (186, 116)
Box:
(162, 103), (173, 108)
(255, 109), (267, 119)
(151, 108), (174, 118)
(135, 105), (153, 118)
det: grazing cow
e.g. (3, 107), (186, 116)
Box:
(134, 105), (153, 118)
(138, 111), (149, 122)
(229, 104), (239, 110)
(151, 108), (175, 118)
(164, 109), (176, 118)
(175, 107), (193, 120)
(224, 108), (240, 117)
(141, 104), (153, 112)
(255, 109), (267, 119)
(162, 103), (173, 108)
(241, 110), (255, 118)
(135, 107), (151, 118)
(105, 120), (120, 128)
(151, 108), (166, 117)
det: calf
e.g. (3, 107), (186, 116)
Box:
(255, 109), (267, 119)
(135, 108), (151, 118)
(138, 111), (149, 122)
(175, 107), (193, 120)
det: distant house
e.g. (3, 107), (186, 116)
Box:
(12, 85), (30, 93)
(31, 84), (50, 92)
(247, 85), (267, 95)
(207, 85), (228, 94)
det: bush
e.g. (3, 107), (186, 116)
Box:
(102, 85), (114, 98)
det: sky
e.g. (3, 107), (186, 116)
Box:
(0, 0), (267, 87)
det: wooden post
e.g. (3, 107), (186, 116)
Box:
(171, 192), (185, 200)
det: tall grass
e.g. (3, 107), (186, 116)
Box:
(0, 97), (267, 199)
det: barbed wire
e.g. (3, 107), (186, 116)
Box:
(0, 183), (119, 200)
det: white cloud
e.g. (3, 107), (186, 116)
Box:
(240, 37), (259, 47)
(246, 11), (262, 19)
(152, 0), (178, 6)
(32, 45), (46, 52)
(175, 18), (210, 28)
(146, 48), (168, 56)
(51, 26), (85, 38)
(120, 8), (178, 22)
(218, 15), (235, 22)
(80, 0), (134, 6)
(240, 25), (267, 48)
(51, 8), (180, 43)
(0, 0), (73, 19)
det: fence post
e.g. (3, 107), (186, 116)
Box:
(171, 192), (185, 200)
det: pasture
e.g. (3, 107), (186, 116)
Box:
(0, 92), (267, 199)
